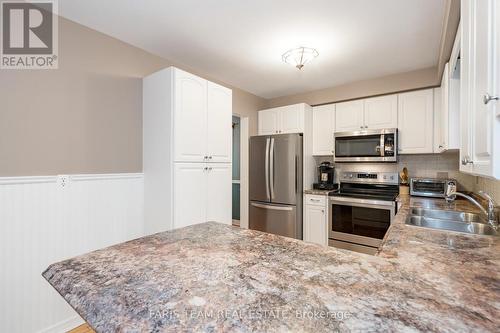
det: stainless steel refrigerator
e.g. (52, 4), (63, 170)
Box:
(249, 133), (303, 239)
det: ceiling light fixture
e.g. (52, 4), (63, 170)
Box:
(282, 46), (319, 70)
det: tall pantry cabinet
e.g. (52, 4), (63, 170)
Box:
(144, 67), (232, 234)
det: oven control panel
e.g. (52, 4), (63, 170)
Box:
(340, 171), (399, 185)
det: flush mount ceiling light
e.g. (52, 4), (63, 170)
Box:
(282, 46), (319, 70)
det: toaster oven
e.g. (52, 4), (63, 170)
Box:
(410, 178), (457, 198)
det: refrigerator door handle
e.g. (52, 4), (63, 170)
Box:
(251, 202), (293, 211)
(265, 137), (270, 201)
(295, 155), (298, 193)
(270, 137), (275, 200)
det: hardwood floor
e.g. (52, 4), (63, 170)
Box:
(68, 324), (95, 333)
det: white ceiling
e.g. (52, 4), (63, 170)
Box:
(59, 0), (446, 99)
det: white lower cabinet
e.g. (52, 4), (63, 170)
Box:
(174, 163), (207, 229)
(303, 195), (328, 246)
(174, 163), (231, 229)
(206, 164), (232, 223)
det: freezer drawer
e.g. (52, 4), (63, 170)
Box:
(249, 202), (301, 239)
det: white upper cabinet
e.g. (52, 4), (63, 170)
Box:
(335, 100), (364, 132)
(312, 104), (336, 156)
(460, 0), (500, 178)
(258, 104), (306, 135)
(397, 89), (434, 154)
(364, 95), (398, 130)
(174, 69), (208, 162)
(433, 86), (444, 153)
(207, 82), (232, 163)
(258, 109), (279, 135)
(280, 104), (305, 133)
(334, 96), (397, 132)
(434, 61), (460, 153)
(174, 69), (232, 163)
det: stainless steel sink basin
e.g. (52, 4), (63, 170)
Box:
(409, 208), (484, 223)
(405, 209), (499, 237)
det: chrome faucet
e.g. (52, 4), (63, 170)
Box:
(445, 182), (498, 230)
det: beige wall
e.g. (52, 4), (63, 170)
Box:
(265, 67), (439, 108)
(0, 17), (265, 176)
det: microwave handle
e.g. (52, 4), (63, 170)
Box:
(380, 134), (385, 157)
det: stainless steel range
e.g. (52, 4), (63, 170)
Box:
(328, 171), (399, 255)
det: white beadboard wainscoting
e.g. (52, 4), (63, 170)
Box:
(0, 173), (144, 333)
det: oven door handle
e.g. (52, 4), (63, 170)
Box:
(380, 134), (385, 157)
(329, 197), (396, 208)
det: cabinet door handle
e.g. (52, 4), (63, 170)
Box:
(310, 199), (320, 202)
(483, 93), (499, 105)
(461, 156), (474, 165)
(321, 210), (325, 213)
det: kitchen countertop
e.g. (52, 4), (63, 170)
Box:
(303, 189), (335, 196)
(43, 196), (500, 332)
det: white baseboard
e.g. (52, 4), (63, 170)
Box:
(37, 316), (84, 333)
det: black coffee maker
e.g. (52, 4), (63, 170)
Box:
(313, 162), (336, 190)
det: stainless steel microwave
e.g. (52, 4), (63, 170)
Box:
(334, 128), (397, 163)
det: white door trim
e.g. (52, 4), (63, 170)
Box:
(237, 116), (249, 229)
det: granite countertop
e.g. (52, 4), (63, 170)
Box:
(303, 189), (335, 196)
(43, 196), (500, 332)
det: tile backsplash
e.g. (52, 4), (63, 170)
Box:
(474, 177), (500, 203)
(314, 151), (475, 191)
(313, 151), (500, 204)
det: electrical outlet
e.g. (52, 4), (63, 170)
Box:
(57, 175), (68, 188)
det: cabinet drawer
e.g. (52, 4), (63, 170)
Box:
(305, 195), (326, 206)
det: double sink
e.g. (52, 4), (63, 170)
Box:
(405, 207), (499, 236)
